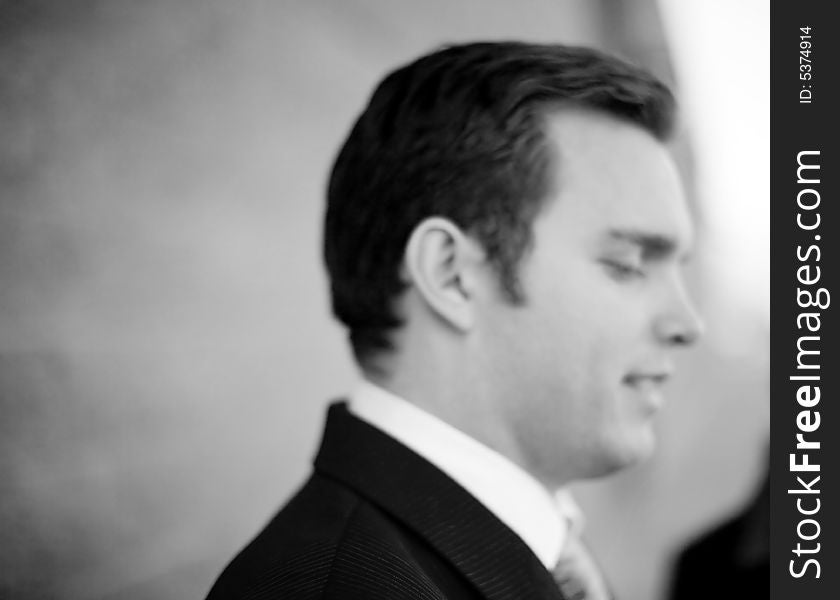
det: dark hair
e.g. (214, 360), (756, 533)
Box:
(324, 41), (675, 368)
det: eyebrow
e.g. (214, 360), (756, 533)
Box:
(604, 228), (690, 261)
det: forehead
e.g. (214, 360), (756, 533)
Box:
(537, 108), (693, 252)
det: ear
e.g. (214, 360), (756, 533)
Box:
(403, 217), (482, 332)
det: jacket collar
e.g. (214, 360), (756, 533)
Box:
(314, 402), (564, 600)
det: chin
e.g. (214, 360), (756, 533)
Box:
(594, 430), (657, 476)
(532, 429), (657, 485)
(617, 431), (657, 467)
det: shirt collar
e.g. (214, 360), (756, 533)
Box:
(348, 380), (584, 569)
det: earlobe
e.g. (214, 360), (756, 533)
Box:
(404, 217), (477, 332)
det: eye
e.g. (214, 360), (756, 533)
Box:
(601, 259), (645, 281)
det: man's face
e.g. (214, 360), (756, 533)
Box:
(474, 109), (702, 487)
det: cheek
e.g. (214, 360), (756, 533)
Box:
(535, 291), (628, 376)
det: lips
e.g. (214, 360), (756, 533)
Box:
(623, 372), (671, 387)
(622, 371), (670, 412)
(622, 367), (674, 409)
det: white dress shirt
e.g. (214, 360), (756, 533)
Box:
(348, 380), (584, 570)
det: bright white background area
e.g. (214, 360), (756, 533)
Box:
(0, 2), (767, 599)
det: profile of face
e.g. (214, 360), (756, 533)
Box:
(474, 108), (703, 487)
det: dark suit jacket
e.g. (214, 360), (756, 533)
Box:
(667, 470), (769, 600)
(206, 402), (568, 599)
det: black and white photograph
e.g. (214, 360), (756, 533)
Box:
(1, 2), (776, 599)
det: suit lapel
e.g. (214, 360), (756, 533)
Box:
(314, 402), (564, 600)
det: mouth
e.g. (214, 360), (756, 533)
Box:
(622, 369), (673, 409)
(622, 372), (671, 387)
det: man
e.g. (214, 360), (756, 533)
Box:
(207, 41), (703, 599)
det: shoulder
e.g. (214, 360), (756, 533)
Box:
(205, 475), (448, 600)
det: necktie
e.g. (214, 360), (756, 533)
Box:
(552, 535), (613, 600)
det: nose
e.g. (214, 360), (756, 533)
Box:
(654, 281), (705, 347)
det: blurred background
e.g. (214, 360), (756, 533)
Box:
(0, 1), (768, 598)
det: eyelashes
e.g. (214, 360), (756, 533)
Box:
(600, 259), (646, 280)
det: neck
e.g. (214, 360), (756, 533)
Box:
(364, 353), (548, 491)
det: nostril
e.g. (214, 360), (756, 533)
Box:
(656, 312), (703, 347)
(675, 317), (703, 346)
(673, 331), (693, 347)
